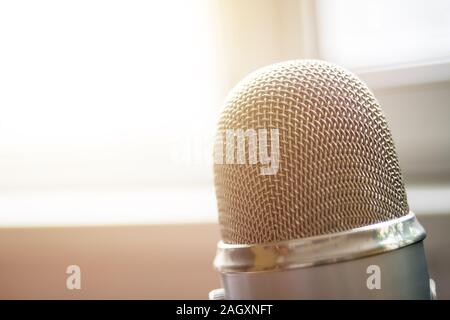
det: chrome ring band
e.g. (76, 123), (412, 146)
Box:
(214, 212), (426, 273)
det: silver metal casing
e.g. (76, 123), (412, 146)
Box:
(213, 212), (433, 299)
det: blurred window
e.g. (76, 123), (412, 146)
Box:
(0, 0), (218, 191)
(316, 0), (450, 70)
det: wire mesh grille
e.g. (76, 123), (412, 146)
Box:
(214, 60), (409, 244)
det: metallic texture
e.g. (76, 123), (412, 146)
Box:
(214, 60), (409, 244)
(208, 288), (226, 300)
(219, 242), (431, 299)
(214, 211), (426, 273)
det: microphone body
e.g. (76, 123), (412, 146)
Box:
(211, 60), (434, 299)
(214, 213), (432, 299)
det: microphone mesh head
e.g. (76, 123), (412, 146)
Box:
(214, 60), (409, 244)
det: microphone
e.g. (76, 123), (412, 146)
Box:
(210, 60), (435, 299)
